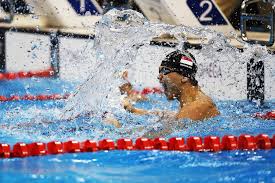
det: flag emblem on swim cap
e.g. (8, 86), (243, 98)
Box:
(180, 56), (193, 68)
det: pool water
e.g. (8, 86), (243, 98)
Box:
(0, 78), (275, 183)
(1, 150), (275, 183)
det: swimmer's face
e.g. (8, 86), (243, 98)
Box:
(158, 67), (180, 100)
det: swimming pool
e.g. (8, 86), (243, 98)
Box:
(0, 78), (275, 183)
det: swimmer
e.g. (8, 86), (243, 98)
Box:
(124, 49), (220, 121)
(123, 49), (220, 137)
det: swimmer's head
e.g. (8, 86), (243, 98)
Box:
(159, 50), (198, 86)
(119, 82), (133, 95)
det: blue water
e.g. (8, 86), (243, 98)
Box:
(1, 150), (275, 183)
(0, 79), (275, 183)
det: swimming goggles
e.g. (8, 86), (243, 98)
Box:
(159, 67), (175, 75)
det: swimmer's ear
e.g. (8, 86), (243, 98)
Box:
(181, 77), (189, 84)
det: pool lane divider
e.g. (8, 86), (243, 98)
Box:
(0, 87), (163, 102)
(0, 69), (55, 80)
(254, 111), (275, 120)
(0, 69), (163, 96)
(1, 134), (275, 158)
(0, 94), (70, 102)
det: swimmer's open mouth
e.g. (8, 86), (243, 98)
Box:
(161, 83), (178, 100)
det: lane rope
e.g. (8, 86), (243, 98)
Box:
(254, 111), (275, 120)
(0, 87), (163, 102)
(0, 69), (54, 80)
(0, 94), (70, 102)
(0, 134), (274, 158)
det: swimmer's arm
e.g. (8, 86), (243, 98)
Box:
(123, 98), (176, 116)
(134, 94), (148, 102)
(102, 112), (122, 128)
(125, 94), (148, 103)
(104, 118), (122, 128)
(123, 98), (149, 115)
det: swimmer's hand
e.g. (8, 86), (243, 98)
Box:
(127, 94), (148, 102)
(123, 99), (149, 115)
(104, 118), (122, 128)
(102, 112), (122, 128)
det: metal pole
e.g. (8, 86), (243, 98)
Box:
(50, 32), (60, 77)
(0, 29), (6, 72)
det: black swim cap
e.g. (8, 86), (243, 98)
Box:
(160, 50), (198, 85)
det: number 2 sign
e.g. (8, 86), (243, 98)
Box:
(186, 0), (227, 25)
(68, 0), (102, 15)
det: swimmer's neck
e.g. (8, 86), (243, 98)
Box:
(178, 82), (201, 107)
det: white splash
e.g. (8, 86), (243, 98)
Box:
(60, 9), (273, 120)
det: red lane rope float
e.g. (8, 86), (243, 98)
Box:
(254, 111), (275, 120)
(0, 69), (54, 80)
(0, 87), (163, 102)
(0, 69), (163, 96)
(1, 134), (275, 159)
(0, 94), (70, 102)
(140, 87), (163, 95)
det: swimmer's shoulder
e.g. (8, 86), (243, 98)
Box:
(176, 98), (219, 121)
(196, 93), (220, 116)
